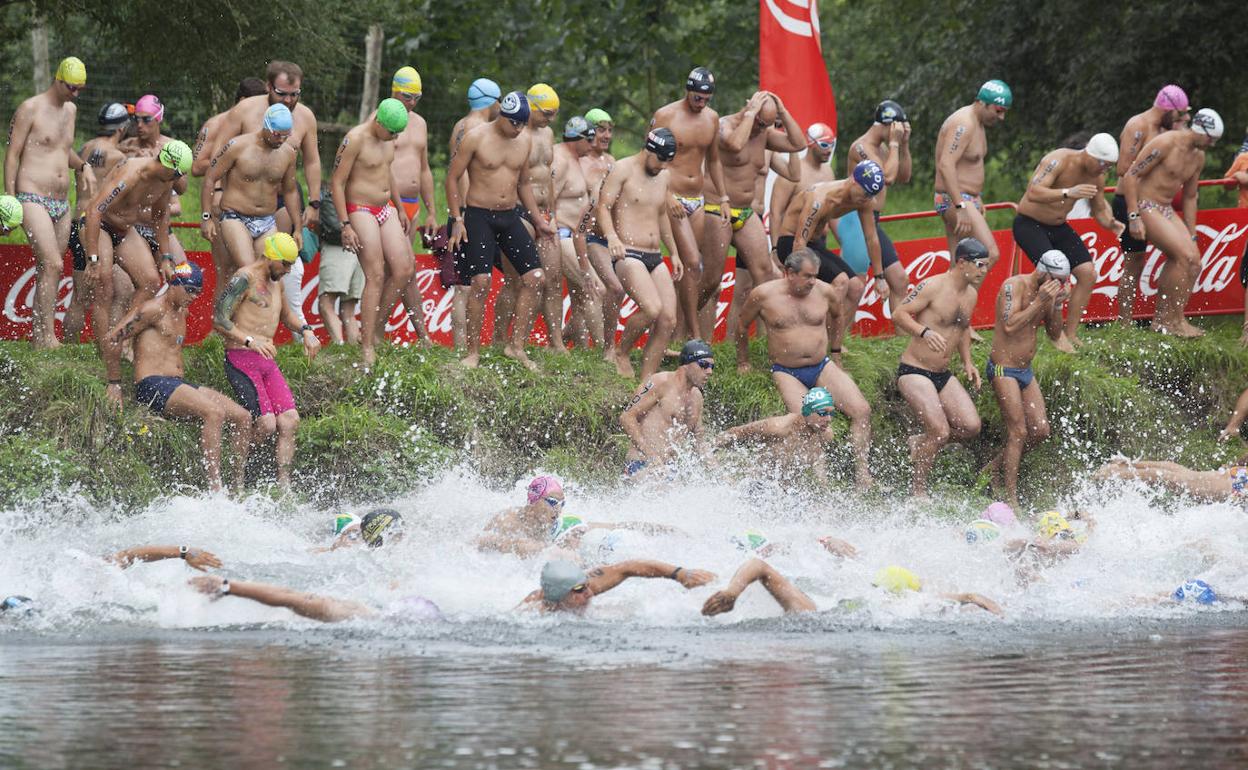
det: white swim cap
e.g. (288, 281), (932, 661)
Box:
(1084, 132), (1118, 163)
(1036, 250), (1071, 278)
(1192, 108), (1224, 140)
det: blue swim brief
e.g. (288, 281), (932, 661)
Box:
(985, 358), (1035, 389)
(771, 357), (831, 389)
(134, 375), (197, 414)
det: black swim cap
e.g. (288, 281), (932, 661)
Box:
(98, 102), (129, 128)
(874, 100), (906, 125)
(360, 508), (403, 548)
(955, 237), (990, 261)
(686, 67), (715, 94)
(679, 339), (713, 365)
(644, 127), (678, 161)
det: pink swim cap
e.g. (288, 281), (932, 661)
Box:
(135, 94), (164, 122)
(526, 475), (564, 504)
(1154, 85), (1188, 112)
(983, 501), (1018, 527)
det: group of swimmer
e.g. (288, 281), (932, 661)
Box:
(2, 57), (1241, 509)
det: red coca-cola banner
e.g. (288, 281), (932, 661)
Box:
(759, 0), (836, 132)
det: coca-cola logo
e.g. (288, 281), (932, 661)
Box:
(1080, 220), (1248, 298)
(855, 248), (950, 323)
(3, 268), (73, 324)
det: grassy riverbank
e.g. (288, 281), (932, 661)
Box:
(3, 316), (1247, 510)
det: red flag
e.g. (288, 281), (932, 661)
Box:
(759, 0), (836, 134)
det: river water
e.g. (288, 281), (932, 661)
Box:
(2, 469), (1246, 768)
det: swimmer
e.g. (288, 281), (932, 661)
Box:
(388, 68), (438, 342)
(5, 56), (95, 348)
(1002, 510), (1094, 584)
(848, 99), (913, 308)
(620, 339), (714, 479)
(331, 99), (417, 366)
(514, 83), (566, 353)
(190, 574), (442, 624)
(596, 127), (684, 380)
(447, 91), (554, 370)
(1113, 85), (1191, 326)
(769, 123), (838, 251)
(103, 262), (252, 491)
(981, 250), (1070, 508)
(213, 233), (320, 488)
(892, 237), (987, 496)
(551, 116), (605, 348)
(1095, 456), (1248, 503)
(521, 558), (715, 614)
(734, 249), (873, 488)
(107, 544), (223, 571)
(1013, 133), (1122, 350)
(1119, 108), (1223, 338)
(323, 508), (404, 551)
(934, 80), (1011, 273)
(579, 108), (624, 355)
(650, 67), (731, 341)
(716, 387), (844, 486)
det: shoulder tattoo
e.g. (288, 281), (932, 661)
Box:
(948, 125), (965, 154)
(625, 380), (654, 411)
(1031, 159), (1058, 186)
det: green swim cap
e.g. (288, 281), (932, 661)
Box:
(585, 108), (613, 126)
(158, 140), (192, 176)
(977, 79), (1012, 108)
(0, 195), (23, 230)
(376, 98), (410, 134)
(801, 387), (835, 416)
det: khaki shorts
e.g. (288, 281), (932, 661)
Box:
(318, 245), (364, 300)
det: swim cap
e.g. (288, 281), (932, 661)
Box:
(807, 122), (836, 146)
(1192, 108), (1224, 141)
(1036, 511), (1072, 540)
(686, 67), (715, 94)
(467, 78), (501, 110)
(1084, 132), (1119, 163)
(1172, 579), (1217, 605)
(167, 260), (204, 290)
(730, 528), (769, 552)
(263, 103), (293, 133)
(585, 108), (613, 126)
(541, 560), (588, 602)
(376, 98), (410, 134)
(499, 91), (531, 124)
(873, 565), (921, 593)
(333, 513), (359, 535)
(644, 127), (677, 161)
(135, 94), (164, 122)
(0, 195), (24, 230)
(1154, 84), (1189, 112)
(527, 475), (564, 504)
(977, 79), (1012, 108)
(874, 99), (907, 125)
(1036, 249), (1071, 278)
(563, 115), (592, 141)
(551, 513), (585, 541)
(158, 140), (192, 176)
(852, 159), (885, 196)
(55, 56), (86, 86)
(527, 83), (559, 112)
(954, 237), (989, 262)
(679, 338), (713, 365)
(964, 519), (1002, 544)
(263, 232), (299, 263)
(391, 66), (422, 95)
(801, 387), (835, 416)
(98, 102), (129, 129)
(360, 508), (403, 548)
(982, 501), (1018, 527)
(0, 595), (36, 615)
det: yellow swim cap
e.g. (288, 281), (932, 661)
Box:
(1036, 511), (1072, 540)
(392, 66), (422, 95)
(527, 83), (560, 111)
(55, 57), (86, 87)
(873, 565), (921, 594)
(263, 232), (299, 263)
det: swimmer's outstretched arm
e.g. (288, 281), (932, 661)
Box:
(189, 575), (374, 623)
(108, 545), (221, 571)
(475, 532), (548, 557)
(936, 591), (1003, 616)
(588, 560), (715, 596)
(702, 558), (816, 617)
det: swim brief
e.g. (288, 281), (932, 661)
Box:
(620, 248), (663, 273)
(625, 459), (647, 476)
(775, 235), (856, 283)
(400, 196), (421, 221)
(704, 203), (756, 232)
(221, 209), (277, 239)
(934, 191), (984, 215)
(224, 348), (297, 417)
(457, 206), (541, 279)
(346, 202), (393, 226)
(675, 194), (704, 215)
(771, 357), (831, 389)
(587, 233), (609, 248)
(1110, 194), (1148, 253)
(1012, 213), (1093, 270)
(1137, 198), (1175, 220)
(985, 357), (1035, 389)
(16, 192), (69, 222)
(897, 361), (953, 392)
(99, 220), (160, 257)
(135, 375), (197, 414)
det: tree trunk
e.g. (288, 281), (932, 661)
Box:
(30, 14), (49, 93)
(358, 24), (384, 124)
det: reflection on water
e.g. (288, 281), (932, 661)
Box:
(2, 624), (1247, 769)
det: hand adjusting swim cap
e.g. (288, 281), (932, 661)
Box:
(0, 195), (24, 230)
(55, 56), (86, 86)
(977, 79), (1012, 108)
(376, 98), (410, 133)
(801, 387), (835, 416)
(263, 232), (299, 263)
(644, 127), (677, 161)
(98, 102), (129, 129)
(527, 83), (559, 112)
(135, 94), (164, 122)
(467, 78), (501, 109)
(168, 260), (204, 290)
(1154, 84), (1189, 112)
(563, 116), (592, 141)
(686, 67), (715, 94)
(852, 160), (885, 196)
(585, 108), (613, 126)
(1192, 108), (1224, 141)
(158, 140), (192, 176)
(874, 99), (906, 125)
(955, 237), (989, 262)
(499, 91), (531, 124)
(1084, 132), (1118, 163)
(263, 103), (293, 133)
(1036, 249), (1071, 278)
(392, 66), (422, 95)
(679, 339), (713, 365)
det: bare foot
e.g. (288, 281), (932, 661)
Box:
(461, 352), (480, 369)
(737, 362), (752, 374)
(1068, 333), (1085, 348)
(362, 346), (377, 367)
(701, 590), (739, 617)
(545, 344), (568, 356)
(662, 348), (681, 361)
(969, 329), (984, 343)
(503, 344), (539, 371)
(612, 349), (635, 378)
(1052, 334), (1077, 354)
(1177, 321), (1206, 338)
(33, 337), (62, 351)
(980, 455), (1004, 494)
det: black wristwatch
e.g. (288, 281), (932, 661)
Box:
(179, 545), (189, 559)
(308, 200), (321, 210)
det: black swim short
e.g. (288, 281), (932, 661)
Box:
(897, 361), (953, 392)
(69, 216), (87, 271)
(456, 206), (542, 280)
(1111, 194), (1148, 253)
(776, 235), (856, 283)
(1012, 213), (1093, 270)
(621, 248), (663, 273)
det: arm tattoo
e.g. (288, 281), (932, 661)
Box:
(209, 139), (234, 168)
(948, 126), (965, 154)
(1128, 130), (1143, 156)
(192, 127), (207, 158)
(901, 279), (927, 305)
(213, 274), (250, 331)
(625, 381), (654, 412)
(333, 137), (349, 171)
(1129, 149), (1160, 178)
(588, 568), (605, 578)
(115, 309), (144, 342)
(1002, 283), (1014, 322)
(96, 182), (125, 213)
(855, 143), (868, 160)
(1031, 159), (1058, 186)
(802, 201), (821, 235)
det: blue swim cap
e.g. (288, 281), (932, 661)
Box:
(499, 91), (530, 123)
(1, 595), (35, 615)
(1173, 579), (1217, 605)
(852, 159), (885, 196)
(263, 103), (293, 133)
(167, 261), (204, 290)
(468, 78), (501, 110)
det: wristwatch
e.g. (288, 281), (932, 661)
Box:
(308, 200), (321, 210)
(179, 545), (189, 559)
(201, 212), (211, 221)
(955, 201), (967, 210)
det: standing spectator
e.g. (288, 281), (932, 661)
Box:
(315, 184), (363, 344)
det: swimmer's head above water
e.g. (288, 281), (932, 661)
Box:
(540, 560), (591, 612)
